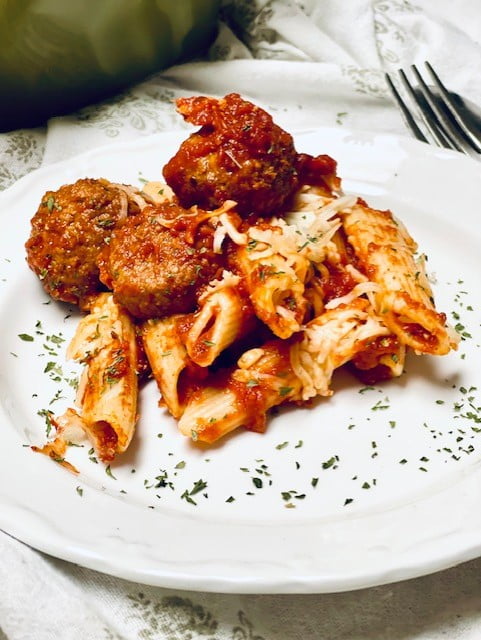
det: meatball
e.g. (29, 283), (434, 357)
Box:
(162, 93), (299, 217)
(25, 178), (140, 306)
(99, 202), (224, 319)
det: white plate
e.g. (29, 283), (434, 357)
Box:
(1, 127), (481, 594)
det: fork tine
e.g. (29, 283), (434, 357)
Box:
(387, 63), (481, 159)
(410, 64), (466, 153)
(424, 61), (481, 153)
(384, 73), (429, 144)
(397, 68), (455, 150)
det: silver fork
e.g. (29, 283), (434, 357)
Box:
(385, 61), (481, 160)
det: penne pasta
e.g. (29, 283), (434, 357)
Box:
(290, 298), (392, 401)
(340, 200), (458, 355)
(141, 316), (190, 419)
(178, 385), (245, 443)
(229, 190), (357, 338)
(33, 293), (140, 463)
(178, 342), (300, 443)
(184, 271), (255, 367)
(236, 228), (312, 338)
(67, 293), (139, 461)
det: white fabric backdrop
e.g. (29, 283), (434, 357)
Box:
(1, 1), (481, 638)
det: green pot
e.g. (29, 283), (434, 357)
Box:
(0, 0), (220, 131)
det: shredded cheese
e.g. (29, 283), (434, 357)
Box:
(325, 281), (381, 310)
(212, 210), (247, 253)
(291, 302), (391, 401)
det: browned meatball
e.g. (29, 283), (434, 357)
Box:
(162, 93), (299, 217)
(99, 202), (224, 319)
(25, 178), (140, 306)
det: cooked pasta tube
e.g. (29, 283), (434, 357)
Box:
(64, 292), (139, 461)
(141, 316), (190, 419)
(234, 234), (310, 339)
(178, 386), (245, 443)
(184, 272), (254, 367)
(178, 342), (300, 443)
(290, 298), (393, 401)
(229, 192), (355, 339)
(323, 280), (405, 382)
(340, 201), (458, 355)
(247, 255), (308, 339)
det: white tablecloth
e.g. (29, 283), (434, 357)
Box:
(1, 1), (481, 638)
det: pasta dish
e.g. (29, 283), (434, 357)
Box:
(24, 93), (458, 468)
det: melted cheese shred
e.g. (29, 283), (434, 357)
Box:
(290, 298), (391, 401)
